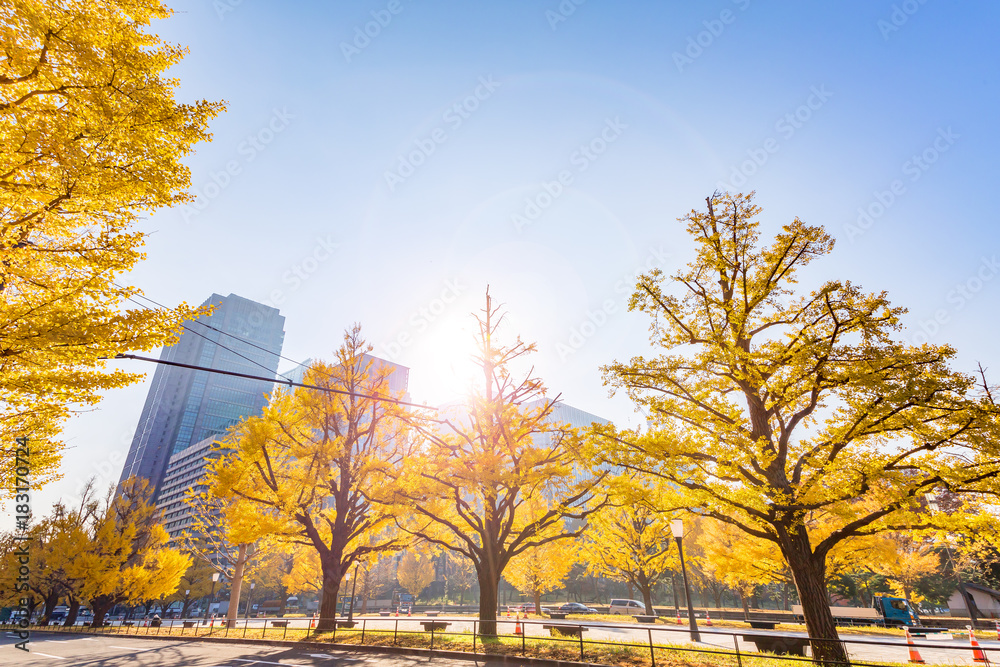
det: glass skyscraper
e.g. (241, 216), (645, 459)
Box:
(118, 293), (285, 500)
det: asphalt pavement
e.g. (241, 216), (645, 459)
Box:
(0, 631), (506, 666)
(11, 617), (999, 666)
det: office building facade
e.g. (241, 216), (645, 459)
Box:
(118, 293), (285, 500)
(156, 354), (409, 541)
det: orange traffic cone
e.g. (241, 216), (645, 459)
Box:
(969, 625), (988, 663)
(904, 627), (925, 664)
(676, 611), (682, 625)
(407, 607), (411, 617)
(514, 612), (523, 635)
(310, 614), (316, 628)
(705, 611), (713, 627)
(395, 608), (399, 618)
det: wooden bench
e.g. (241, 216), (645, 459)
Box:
(547, 612), (568, 619)
(749, 620), (777, 630)
(182, 621), (196, 628)
(633, 615), (658, 624)
(543, 624), (588, 638)
(743, 634), (810, 656)
(379, 611), (391, 617)
(420, 621), (450, 632)
(336, 620), (357, 629)
(426, 611), (440, 617)
(270, 620), (288, 628)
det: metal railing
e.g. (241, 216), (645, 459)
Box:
(8, 613), (997, 667)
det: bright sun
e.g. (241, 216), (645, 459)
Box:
(405, 313), (482, 406)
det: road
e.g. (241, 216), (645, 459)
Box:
(16, 617), (999, 665)
(0, 631), (518, 666)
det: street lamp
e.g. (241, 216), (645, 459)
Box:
(245, 583), (256, 620)
(204, 572), (220, 624)
(671, 519), (701, 643)
(184, 590), (190, 619)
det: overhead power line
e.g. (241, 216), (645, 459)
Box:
(111, 353), (435, 411)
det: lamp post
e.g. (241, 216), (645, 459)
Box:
(671, 519), (701, 643)
(184, 590), (190, 619)
(245, 583), (255, 620)
(348, 564), (359, 623)
(204, 572), (220, 624)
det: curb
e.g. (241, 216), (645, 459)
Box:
(31, 629), (609, 667)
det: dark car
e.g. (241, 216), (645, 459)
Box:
(558, 602), (598, 614)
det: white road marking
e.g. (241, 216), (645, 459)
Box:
(109, 645), (153, 651)
(32, 652), (66, 660)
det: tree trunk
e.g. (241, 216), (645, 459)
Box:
(741, 591), (751, 621)
(783, 583), (790, 611)
(182, 597), (193, 618)
(641, 583), (654, 616)
(63, 598), (81, 627)
(671, 573), (680, 614)
(533, 587), (542, 617)
(780, 530), (848, 665)
(226, 544), (249, 628)
(90, 597), (114, 627)
(317, 558), (344, 631)
(477, 568), (500, 636)
(38, 589), (59, 625)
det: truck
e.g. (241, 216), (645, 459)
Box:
(793, 596), (948, 635)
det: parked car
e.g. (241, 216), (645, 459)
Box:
(609, 599), (648, 615)
(558, 602), (598, 614)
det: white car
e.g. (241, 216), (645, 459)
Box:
(609, 599), (648, 615)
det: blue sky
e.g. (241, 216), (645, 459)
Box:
(17, 0), (1000, 520)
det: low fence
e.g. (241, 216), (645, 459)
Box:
(9, 614), (997, 667)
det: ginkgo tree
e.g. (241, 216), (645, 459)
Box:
(506, 523), (577, 615)
(397, 551), (436, 600)
(699, 517), (785, 619)
(70, 477), (189, 626)
(182, 485), (284, 627)
(866, 532), (940, 621)
(0, 0), (223, 495)
(385, 290), (606, 635)
(581, 501), (677, 616)
(592, 191), (1000, 663)
(210, 326), (408, 630)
